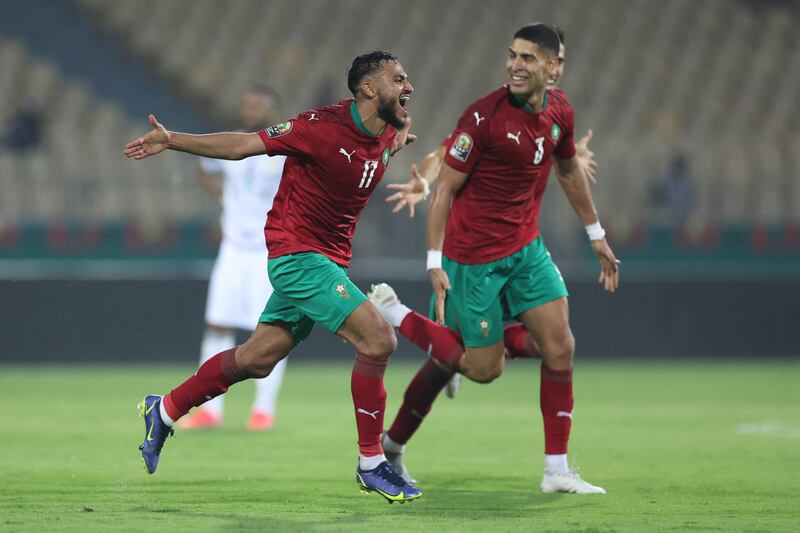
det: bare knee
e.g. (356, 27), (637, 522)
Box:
(462, 356), (504, 384)
(235, 344), (280, 378)
(359, 322), (397, 360)
(235, 326), (293, 378)
(542, 331), (575, 369)
(469, 366), (503, 384)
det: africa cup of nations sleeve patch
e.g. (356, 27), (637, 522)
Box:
(449, 132), (473, 163)
(265, 121), (293, 138)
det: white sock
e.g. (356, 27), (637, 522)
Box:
(198, 329), (235, 417)
(359, 453), (387, 471)
(253, 357), (287, 414)
(158, 398), (175, 427)
(384, 302), (412, 328)
(381, 433), (406, 454)
(544, 454), (569, 474)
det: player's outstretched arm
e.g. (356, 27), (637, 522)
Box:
(555, 155), (620, 293)
(386, 145), (445, 217)
(426, 163), (468, 323)
(124, 114), (266, 161)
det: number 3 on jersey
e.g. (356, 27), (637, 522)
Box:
(359, 160), (379, 188)
(533, 137), (545, 165)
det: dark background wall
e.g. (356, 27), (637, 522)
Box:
(1, 279), (797, 363)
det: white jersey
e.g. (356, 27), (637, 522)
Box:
(200, 153), (286, 251)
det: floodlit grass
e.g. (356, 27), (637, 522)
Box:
(1, 359), (798, 532)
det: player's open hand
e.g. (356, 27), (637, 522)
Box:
(124, 114), (170, 160)
(591, 238), (620, 293)
(390, 118), (416, 155)
(428, 267), (450, 324)
(386, 163), (427, 217)
(575, 129), (597, 185)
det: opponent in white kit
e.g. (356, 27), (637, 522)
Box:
(179, 86), (287, 431)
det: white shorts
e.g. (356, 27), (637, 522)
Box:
(205, 241), (272, 331)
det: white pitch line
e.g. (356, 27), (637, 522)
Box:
(734, 420), (800, 440)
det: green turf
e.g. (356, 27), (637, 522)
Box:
(1, 359), (798, 532)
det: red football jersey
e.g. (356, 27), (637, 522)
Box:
(257, 100), (397, 267)
(441, 86), (575, 264)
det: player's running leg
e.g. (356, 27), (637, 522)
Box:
(519, 298), (605, 494)
(138, 323), (293, 474)
(177, 326), (233, 429)
(368, 283), (505, 381)
(370, 283), (505, 482)
(337, 300), (421, 503)
(248, 356), (287, 430)
(443, 322), (539, 399)
(503, 323), (541, 359)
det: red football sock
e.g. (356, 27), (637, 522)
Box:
(351, 353), (389, 456)
(163, 347), (249, 421)
(398, 311), (463, 370)
(387, 358), (453, 445)
(540, 363), (574, 454)
(504, 323), (541, 359)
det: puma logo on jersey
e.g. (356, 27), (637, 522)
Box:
(507, 131), (521, 144)
(556, 411), (573, 419)
(309, 113), (318, 121)
(357, 408), (380, 420)
(473, 112), (485, 125)
(339, 148), (355, 163)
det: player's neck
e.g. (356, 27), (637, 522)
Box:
(351, 100), (386, 137)
(511, 88), (548, 113)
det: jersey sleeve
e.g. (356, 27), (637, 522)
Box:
(442, 104), (490, 173)
(198, 157), (224, 174)
(257, 113), (319, 158)
(553, 103), (576, 160)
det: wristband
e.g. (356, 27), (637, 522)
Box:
(420, 177), (431, 200)
(585, 221), (606, 241)
(426, 250), (442, 270)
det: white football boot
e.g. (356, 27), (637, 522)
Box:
(367, 283), (411, 328)
(540, 470), (606, 494)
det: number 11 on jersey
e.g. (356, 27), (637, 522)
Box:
(359, 160), (379, 188)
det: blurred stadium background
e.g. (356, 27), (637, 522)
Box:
(0, 0), (798, 362)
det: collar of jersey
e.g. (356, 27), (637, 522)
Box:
(350, 100), (382, 137)
(510, 91), (547, 114)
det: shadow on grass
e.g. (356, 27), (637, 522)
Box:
(126, 475), (597, 531)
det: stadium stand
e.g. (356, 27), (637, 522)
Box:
(1, 0), (798, 265)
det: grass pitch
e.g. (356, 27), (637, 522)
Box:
(1, 359), (798, 532)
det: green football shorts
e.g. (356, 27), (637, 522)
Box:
(430, 237), (568, 348)
(259, 252), (367, 343)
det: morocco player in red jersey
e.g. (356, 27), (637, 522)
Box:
(384, 27), (597, 403)
(370, 24), (619, 494)
(124, 51), (421, 503)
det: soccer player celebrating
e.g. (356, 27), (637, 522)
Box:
(385, 28), (596, 401)
(370, 24), (619, 494)
(385, 27), (596, 218)
(180, 86), (288, 432)
(124, 51), (421, 503)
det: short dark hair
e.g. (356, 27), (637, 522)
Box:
(551, 25), (565, 45)
(347, 51), (398, 95)
(513, 23), (560, 57)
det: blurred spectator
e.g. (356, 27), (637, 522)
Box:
(651, 152), (695, 223)
(4, 105), (43, 152)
